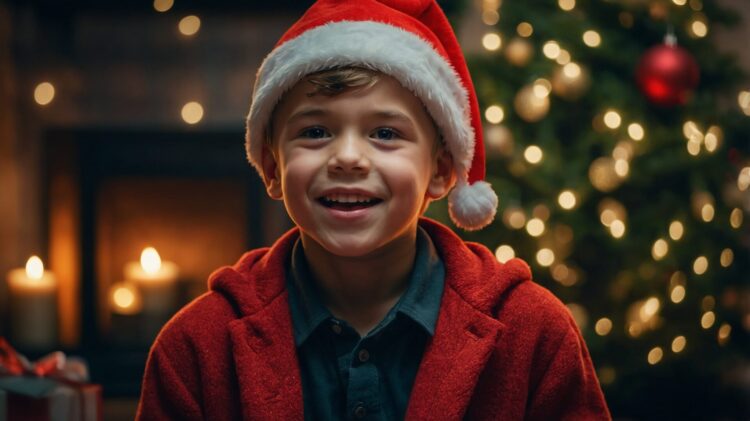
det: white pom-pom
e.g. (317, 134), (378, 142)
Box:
(448, 180), (498, 231)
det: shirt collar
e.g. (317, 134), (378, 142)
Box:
(285, 226), (445, 347)
(286, 238), (331, 346)
(394, 226), (444, 336)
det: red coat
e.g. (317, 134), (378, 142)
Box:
(136, 218), (611, 420)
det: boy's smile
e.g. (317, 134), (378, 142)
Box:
(261, 73), (454, 259)
(316, 187), (384, 220)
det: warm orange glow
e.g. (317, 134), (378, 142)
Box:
(517, 22), (534, 37)
(114, 287), (135, 308)
(526, 218), (545, 236)
(179, 15), (201, 36)
(582, 30), (601, 47)
(595, 318), (613, 336)
(181, 101), (204, 124)
(495, 245), (516, 263)
(558, 190), (577, 210)
(482, 33), (502, 51)
(34, 82), (55, 105)
(153, 0), (173, 12)
(109, 282), (143, 315)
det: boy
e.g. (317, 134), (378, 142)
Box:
(137, 0), (611, 419)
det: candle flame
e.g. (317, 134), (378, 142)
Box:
(140, 247), (162, 275)
(25, 256), (45, 280)
(113, 286), (136, 309)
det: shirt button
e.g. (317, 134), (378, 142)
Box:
(331, 323), (342, 334)
(357, 349), (370, 363)
(353, 403), (367, 418)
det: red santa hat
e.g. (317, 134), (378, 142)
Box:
(245, 0), (498, 231)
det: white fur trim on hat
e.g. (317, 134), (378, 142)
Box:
(245, 20), (474, 181)
(448, 179), (498, 231)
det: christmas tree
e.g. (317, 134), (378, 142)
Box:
(427, 0), (750, 418)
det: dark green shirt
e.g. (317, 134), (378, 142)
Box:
(285, 227), (445, 420)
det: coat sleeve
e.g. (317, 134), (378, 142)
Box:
(526, 324), (612, 421)
(135, 332), (204, 421)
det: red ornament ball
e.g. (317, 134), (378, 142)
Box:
(636, 42), (699, 106)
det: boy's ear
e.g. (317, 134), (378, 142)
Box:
(427, 147), (456, 200)
(261, 143), (283, 200)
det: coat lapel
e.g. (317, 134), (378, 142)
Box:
(405, 286), (504, 421)
(228, 291), (304, 421)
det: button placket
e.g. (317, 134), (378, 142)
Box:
(353, 402), (367, 418)
(357, 348), (370, 363)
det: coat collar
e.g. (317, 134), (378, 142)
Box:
(405, 287), (504, 420)
(226, 281), (503, 420)
(213, 217), (531, 420)
(227, 292), (303, 420)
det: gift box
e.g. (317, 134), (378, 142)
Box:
(0, 338), (102, 421)
(0, 377), (102, 421)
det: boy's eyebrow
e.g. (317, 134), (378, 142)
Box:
(287, 107), (328, 123)
(286, 108), (416, 125)
(369, 110), (414, 124)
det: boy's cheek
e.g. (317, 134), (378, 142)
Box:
(279, 160), (319, 194)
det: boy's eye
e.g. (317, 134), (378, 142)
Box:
(372, 128), (398, 141)
(300, 127), (330, 139)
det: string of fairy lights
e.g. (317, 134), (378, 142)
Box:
(476, 0), (749, 378)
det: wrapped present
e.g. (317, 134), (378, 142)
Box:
(0, 338), (102, 421)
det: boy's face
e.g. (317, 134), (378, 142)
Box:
(261, 73), (454, 258)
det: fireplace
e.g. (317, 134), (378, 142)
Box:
(44, 128), (289, 395)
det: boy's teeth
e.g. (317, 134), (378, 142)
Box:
(324, 194), (375, 203)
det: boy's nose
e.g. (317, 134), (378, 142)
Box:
(327, 132), (370, 174)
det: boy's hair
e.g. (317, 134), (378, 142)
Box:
(266, 66), (443, 156)
(305, 66), (380, 97)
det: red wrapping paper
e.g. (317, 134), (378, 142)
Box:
(0, 337), (103, 421)
(2, 383), (102, 421)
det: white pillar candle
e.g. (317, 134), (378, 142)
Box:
(108, 281), (143, 345)
(124, 247), (178, 314)
(7, 256), (58, 350)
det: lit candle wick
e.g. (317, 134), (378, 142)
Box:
(25, 256), (45, 280)
(140, 247), (162, 275)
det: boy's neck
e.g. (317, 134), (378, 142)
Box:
(299, 228), (418, 336)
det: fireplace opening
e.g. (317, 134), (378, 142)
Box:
(45, 128), (289, 395)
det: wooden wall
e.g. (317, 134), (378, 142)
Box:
(0, 5), (45, 336)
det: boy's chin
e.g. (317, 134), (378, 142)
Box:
(316, 236), (382, 258)
(298, 217), (420, 259)
(302, 230), (392, 259)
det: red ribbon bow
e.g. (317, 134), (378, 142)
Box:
(0, 337), (86, 381)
